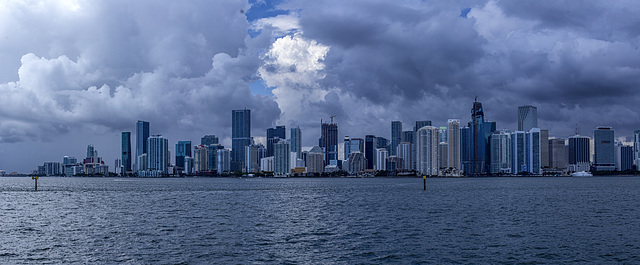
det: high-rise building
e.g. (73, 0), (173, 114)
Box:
(460, 126), (471, 174)
(274, 140), (291, 176)
(136, 120), (149, 171)
(217, 149), (231, 174)
(397, 142), (413, 170)
(207, 144), (223, 172)
(511, 131), (526, 173)
(490, 131), (512, 174)
(344, 137), (364, 161)
(232, 109), (251, 172)
(593, 126), (615, 171)
(540, 129), (549, 168)
(121, 132), (132, 173)
(415, 121), (432, 131)
(365, 135), (376, 170)
(391, 121), (402, 156)
(634, 130), (640, 170)
(319, 118), (338, 166)
(376, 137), (389, 149)
(347, 152), (367, 174)
(518, 105), (538, 132)
(376, 148), (388, 171)
(267, 125), (286, 157)
(468, 99), (487, 175)
(447, 119), (461, 170)
(549, 139), (567, 169)
(438, 127), (448, 144)
(194, 145), (208, 174)
(305, 147), (324, 174)
(620, 145), (634, 171)
(416, 126), (439, 176)
(201, 135), (219, 146)
(525, 128), (541, 174)
(245, 144), (260, 173)
(438, 142), (448, 170)
(291, 127), (302, 159)
(146, 135), (168, 175)
(568, 135), (590, 172)
(402, 130), (416, 170)
(175, 141), (191, 170)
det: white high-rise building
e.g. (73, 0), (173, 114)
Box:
(447, 119), (460, 170)
(145, 135), (169, 176)
(634, 130), (640, 170)
(274, 140), (290, 176)
(376, 148), (388, 171)
(217, 149), (231, 173)
(416, 126), (439, 176)
(511, 131), (526, 174)
(526, 128), (541, 174)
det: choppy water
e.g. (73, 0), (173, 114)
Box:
(1, 176), (639, 264)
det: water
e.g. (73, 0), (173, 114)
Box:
(1, 177), (639, 264)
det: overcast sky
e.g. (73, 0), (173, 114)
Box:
(1, 0), (639, 173)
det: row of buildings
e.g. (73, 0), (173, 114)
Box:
(35, 100), (640, 177)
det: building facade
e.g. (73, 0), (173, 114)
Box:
(518, 105), (538, 132)
(416, 126), (439, 176)
(231, 109), (251, 172)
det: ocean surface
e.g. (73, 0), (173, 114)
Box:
(1, 176), (639, 264)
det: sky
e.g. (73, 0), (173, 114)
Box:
(1, 0), (640, 173)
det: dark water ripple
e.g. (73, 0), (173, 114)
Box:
(1, 177), (640, 264)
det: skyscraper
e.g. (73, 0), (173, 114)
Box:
(490, 131), (511, 174)
(620, 145), (634, 171)
(267, 125), (286, 157)
(447, 119), (461, 170)
(365, 135), (376, 169)
(232, 109), (251, 172)
(460, 126), (470, 174)
(291, 127), (302, 159)
(568, 135), (590, 172)
(540, 129), (549, 168)
(121, 132), (132, 173)
(147, 135), (169, 176)
(391, 121), (402, 156)
(397, 142), (413, 170)
(274, 139), (291, 176)
(136, 120), (149, 172)
(511, 131), (526, 173)
(593, 126), (615, 171)
(175, 141), (191, 170)
(518, 105), (538, 132)
(375, 148), (388, 171)
(469, 98), (487, 175)
(635, 130), (640, 170)
(549, 138), (567, 169)
(416, 126), (439, 176)
(319, 118), (338, 166)
(415, 120), (432, 131)
(344, 137), (364, 161)
(525, 128), (541, 174)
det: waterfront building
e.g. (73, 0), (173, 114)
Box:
(231, 109), (251, 172)
(415, 121), (432, 132)
(391, 121), (402, 156)
(274, 140), (290, 176)
(260, 156), (274, 172)
(397, 142), (413, 170)
(344, 136), (364, 162)
(267, 125), (286, 157)
(549, 139), (567, 170)
(518, 105), (538, 132)
(467, 98), (487, 175)
(62, 156), (79, 176)
(42, 162), (61, 176)
(540, 129), (549, 168)
(593, 126), (615, 171)
(347, 152), (367, 174)
(206, 144), (223, 172)
(568, 135), (591, 172)
(387, 156), (404, 172)
(460, 126), (470, 174)
(511, 131), (526, 173)
(635, 130), (640, 170)
(194, 145), (208, 174)
(490, 131), (511, 174)
(175, 141), (191, 170)
(115, 158), (122, 175)
(365, 135), (376, 169)
(217, 149), (231, 174)
(305, 147), (324, 174)
(525, 128), (541, 174)
(146, 135), (169, 176)
(245, 144), (260, 173)
(319, 118), (338, 166)
(438, 142), (448, 170)
(376, 137), (389, 149)
(620, 145), (634, 171)
(136, 120), (149, 172)
(121, 132), (132, 173)
(447, 119), (461, 170)
(184, 156), (193, 175)
(291, 127), (302, 159)
(376, 148), (389, 171)
(416, 126), (439, 176)
(201, 135), (219, 146)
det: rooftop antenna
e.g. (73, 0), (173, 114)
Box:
(330, 115), (336, 124)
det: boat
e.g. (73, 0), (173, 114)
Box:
(571, 171), (593, 177)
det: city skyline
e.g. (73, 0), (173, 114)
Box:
(2, 1), (640, 172)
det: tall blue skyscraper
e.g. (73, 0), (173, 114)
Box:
(175, 141), (192, 169)
(136, 120), (149, 171)
(365, 135), (376, 169)
(518, 105), (538, 132)
(201, 135), (219, 146)
(469, 98), (487, 175)
(291, 127), (302, 158)
(391, 121), (402, 156)
(232, 109), (251, 172)
(593, 126), (615, 171)
(122, 132), (131, 173)
(460, 126), (471, 174)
